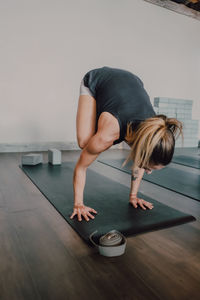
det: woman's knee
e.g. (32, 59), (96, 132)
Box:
(77, 138), (88, 149)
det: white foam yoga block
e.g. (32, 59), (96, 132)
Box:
(21, 153), (43, 165)
(48, 149), (61, 165)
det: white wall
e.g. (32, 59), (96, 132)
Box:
(0, 0), (200, 148)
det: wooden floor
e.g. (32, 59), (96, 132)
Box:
(0, 150), (200, 300)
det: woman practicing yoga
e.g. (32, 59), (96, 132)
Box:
(70, 66), (183, 222)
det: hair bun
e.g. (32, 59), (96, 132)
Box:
(156, 114), (183, 138)
(166, 117), (183, 139)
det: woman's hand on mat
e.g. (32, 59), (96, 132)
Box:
(70, 204), (97, 221)
(129, 193), (154, 210)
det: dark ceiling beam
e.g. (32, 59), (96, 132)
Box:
(143, 0), (200, 20)
(188, 0), (200, 4)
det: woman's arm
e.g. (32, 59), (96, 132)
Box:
(71, 112), (120, 221)
(71, 134), (114, 221)
(73, 132), (113, 207)
(129, 168), (154, 210)
(130, 167), (145, 197)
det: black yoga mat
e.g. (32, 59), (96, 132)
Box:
(172, 155), (200, 169)
(98, 159), (200, 202)
(21, 162), (195, 244)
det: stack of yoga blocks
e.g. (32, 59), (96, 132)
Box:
(154, 97), (199, 147)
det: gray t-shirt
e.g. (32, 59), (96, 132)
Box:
(83, 66), (155, 144)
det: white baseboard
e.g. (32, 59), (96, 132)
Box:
(1, 140), (196, 153)
(0, 141), (79, 153)
(0, 141), (121, 153)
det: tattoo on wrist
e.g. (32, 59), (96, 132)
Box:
(131, 175), (136, 181)
(131, 169), (139, 181)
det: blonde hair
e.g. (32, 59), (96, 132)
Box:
(124, 114), (183, 170)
